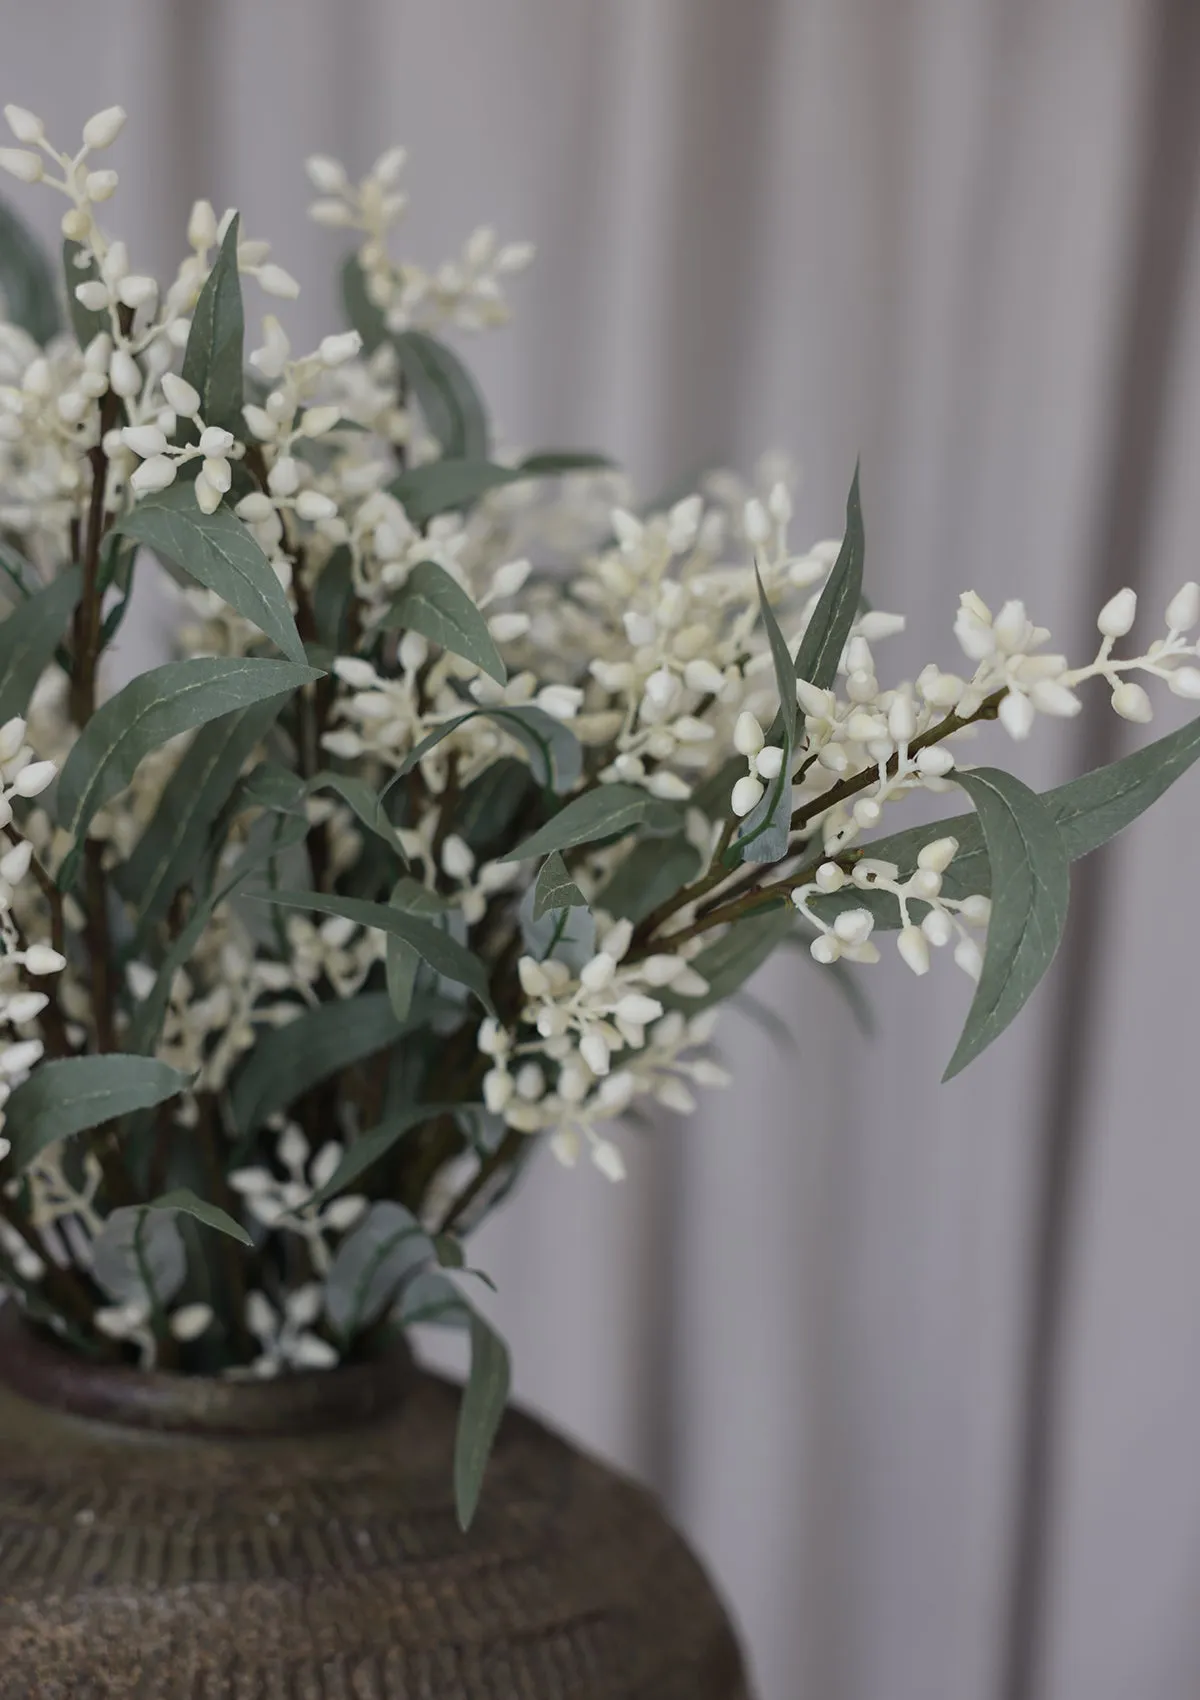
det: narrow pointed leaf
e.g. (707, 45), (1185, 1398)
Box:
(385, 880), (420, 1022)
(597, 835), (702, 923)
(307, 1104), (458, 1206)
(532, 850), (587, 919)
(115, 489), (306, 664)
(943, 768), (1070, 1080)
(391, 329), (488, 460)
(0, 567), (80, 723)
(144, 1187), (252, 1246)
(0, 198), (62, 345)
(501, 783), (681, 862)
(116, 694), (289, 938)
(517, 451), (614, 475)
(180, 213), (244, 434)
(793, 463), (864, 690)
(254, 889), (494, 1014)
(5, 1055), (190, 1171)
(757, 566), (797, 746)
(389, 705), (581, 794)
(230, 991), (405, 1134)
(389, 460), (519, 526)
(57, 656), (320, 849)
(313, 544), (353, 648)
(340, 253), (388, 353)
(309, 770), (409, 859)
(381, 559), (505, 683)
(455, 1309), (511, 1530)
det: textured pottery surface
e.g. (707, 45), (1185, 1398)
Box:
(0, 1316), (749, 1698)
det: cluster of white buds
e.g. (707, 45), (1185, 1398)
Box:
(229, 1121), (366, 1276)
(305, 148), (533, 334)
(243, 1284), (337, 1375)
(0, 102), (127, 245)
(0, 718), (64, 1160)
(731, 709), (785, 816)
(123, 372), (242, 513)
(94, 1297), (213, 1367)
(791, 837), (991, 982)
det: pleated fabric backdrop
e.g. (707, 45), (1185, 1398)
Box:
(3, 4), (1200, 1697)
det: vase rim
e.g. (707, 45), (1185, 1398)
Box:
(0, 1307), (415, 1438)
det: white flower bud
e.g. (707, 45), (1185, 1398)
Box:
(121, 424), (167, 459)
(61, 207), (90, 241)
(73, 279), (109, 313)
(580, 1031), (611, 1076)
(117, 273), (156, 309)
(169, 1303), (213, 1342)
(7, 991), (47, 1025)
(615, 992), (663, 1028)
(810, 933), (842, 965)
(84, 168), (119, 202)
(917, 835), (958, 874)
(743, 498), (771, 545)
(187, 198), (218, 249)
(4, 106), (43, 144)
(1166, 581), (1200, 633)
(0, 1038), (43, 1075)
(161, 372), (200, 417)
(1029, 679), (1081, 718)
(518, 956), (550, 998)
(130, 454), (178, 495)
(440, 834), (474, 881)
(733, 711), (764, 757)
(897, 925), (930, 976)
(318, 331), (362, 366)
(0, 148), (43, 184)
(194, 469), (223, 514)
(999, 691), (1035, 740)
(833, 908), (874, 946)
(1111, 680), (1153, 723)
(795, 679), (835, 718)
(961, 894), (992, 925)
(992, 599), (1029, 652)
(242, 404), (276, 442)
(196, 426), (233, 456)
(267, 455), (300, 497)
(580, 953), (616, 993)
(887, 693), (916, 744)
(0, 841), (32, 884)
(203, 455), (232, 493)
(909, 869), (942, 900)
(1097, 587), (1137, 638)
(256, 263), (300, 300)
(921, 908), (954, 948)
(0, 719), (25, 763)
(108, 348), (142, 398)
(296, 405), (341, 440)
(646, 769), (690, 800)
(295, 489), (337, 523)
(755, 744), (784, 780)
(954, 937), (983, 981)
(306, 155), (349, 194)
(684, 658), (725, 696)
(852, 796), (881, 828)
(644, 667), (679, 710)
(591, 1140), (627, 1183)
(483, 1068), (513, 1114)
(1168, 665), (1200, 699)
(82, 106), (127, 150)
(12, 760), (55, 797)
(916, 746), (955, 778)
(731, 774), (764, 817)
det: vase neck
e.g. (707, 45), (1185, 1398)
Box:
(0, 1308), (415, 1437)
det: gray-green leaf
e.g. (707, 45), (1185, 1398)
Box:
(4, 1055), (190, 1171)
(455, 1309), (511, 1530)
(793, 463), (864, 691)
(389, 460), (520, 527)
(115, 488), (306, 665)
(180, 213), (244, 434)
(0, 567), (80, 724)
(0, 197), (62, 345)
(943, 767), (1070, 1080)
(389, 705), (582, 795)
(532, 850), (587, 920)
(667, 903), (794, 1011)
(380, 559), (505, 683)
(143, 1187), (252, 1246)
(230, 991), (405, 1135)
(325, 1200), (432, 1339)
(115, 694), (289, 940)
(757, 566), (797, 747)
(56, 656), (320, 851)
(501, 783), (681, 863)
(91, 1207), (185, 1307)
(391, 330), (488, 461)
(307, 1104), (454, 1206)
(254, 889), (494, 1014)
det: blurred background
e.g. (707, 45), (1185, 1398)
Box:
(4, 3), (1200, 1697)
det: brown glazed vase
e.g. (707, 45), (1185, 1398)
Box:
(0, 1312), (749, 1698)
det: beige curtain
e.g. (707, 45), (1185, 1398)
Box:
(5, 4), (1200, 1697)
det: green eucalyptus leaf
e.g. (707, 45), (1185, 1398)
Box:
(385, 880), (420, 1023)
(57, 656), (321, 853)
(308, 770), (409, 859)
(307, 1104), (458, 1206)
(0, 198), (62, 345)
(0, 538), (37, 601)
(91, 1206), (185, 1306)
(340, 253), (388, 354)
(4, 1055), (191, 1171)
(63, 239), (107, 347)
(143, 1186), (252, 1246)
(312, 544), (354, 649)
(389, 460), (519, 527)
(519, 880), (596, 970)
(114, 489), (306, 665)
(230, 991), (405, 1134)
(532, 850), (586, 919)
(502, 783), (681, 863)
(180, 212), (244, 434)
(391, 329), (488, 461)
(517, 451), (614, 475)
(943, 767), (1070, 1080)
(254, 889), (494, 1014)
(455, 1308), (511, 1530)
(380, 559), (506, 683)
(596, 835), (702, 924)
(0, 567), (80, 723)
(757, 566), (797, 747)
(388, 705), (581, 795)
(325, 1200), (432, 1339)
(116, 694), (289, 940)
(793, 463), (864, 691)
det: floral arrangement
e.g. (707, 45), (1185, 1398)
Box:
(0, 102), (1197, 1525)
